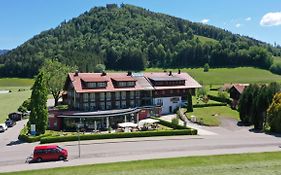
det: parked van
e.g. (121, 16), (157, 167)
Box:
(32, 145), (68, 162)
(0, 123), (8, 132)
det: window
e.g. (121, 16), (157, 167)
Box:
(135, 91), (140, 98)
(83, 93), (88, 102)
(121, 91), (126, 100)
(118, 82), (127, 87)
(83, 103), (89, 111)
(106, 101), (112, 110)
(121, 101), (127, 108)
(127, 81), (135, 86)
(97, 82), (106, 88)
(90, 93), (95, 102)
(115, 92), (120, 100)
(115, 101), (120, 109)
(99, 93), (105, 101)
(130, 100), (135, 107)
(106, 92), (111, 101)
(156, 99), (163, 106)
(100, 102), (105, 110)
(90, 102), (96, 111)
(87, 82), (96, 88)
(130, 91), (134, 99)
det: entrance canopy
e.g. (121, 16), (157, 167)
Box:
(57, 108), (141, 118)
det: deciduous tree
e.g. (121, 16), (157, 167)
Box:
(40, 59), (76, 106)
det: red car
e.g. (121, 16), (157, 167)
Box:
(32, 145), (68, 162)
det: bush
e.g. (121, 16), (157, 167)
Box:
(18, 126), (52, 143)
(152, 117), (188, 129)
(207, 94), (232, 104)
(171, 118), (179, 125)
(203, 63), (210, 72)
(40, 129), (197, 144)
(270, 63), (281, 75)
(193, 103), (227, 108)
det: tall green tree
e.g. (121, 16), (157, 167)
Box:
(28, 72), (48, 135)
(267, 93), (281, 132)
(40, 59), (76, 106)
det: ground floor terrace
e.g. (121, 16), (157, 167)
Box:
(48, 106), (161, 131)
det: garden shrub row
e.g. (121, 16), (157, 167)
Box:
(18, 126), (51, 143)
(151, 117), (188, 129)
(193, 103), (227, 108)
(207, 94), (232, 104)
(40, 129), (197, 144)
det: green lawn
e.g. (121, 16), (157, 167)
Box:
(273, 56), (281, 64)
(3, 152), (281, 175)
(0, 78), (34, 87)
(0, 87), (31, 122)
(192, 96), (221, 105)
(146, 67), (281, 85)
(184, 106), (239, 126)
(0, 78), (34, 122)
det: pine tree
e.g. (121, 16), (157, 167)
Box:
(28, 72), (48, 135)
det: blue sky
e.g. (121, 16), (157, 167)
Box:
(0, 0), (281, 49)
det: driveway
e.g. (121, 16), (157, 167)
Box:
(0, 119), (28, 147)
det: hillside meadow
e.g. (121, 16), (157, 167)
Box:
(146, 67), (281, 85)
(0, 78), (33, 122)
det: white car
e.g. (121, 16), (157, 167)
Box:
(0, 123), (8, 132)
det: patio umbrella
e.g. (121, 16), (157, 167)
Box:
(138, 118), (159, 127)
(118, 122), (138, 128)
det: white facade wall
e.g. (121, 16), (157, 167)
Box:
(153, 96), (182, 114)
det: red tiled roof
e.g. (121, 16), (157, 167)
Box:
(111, 77), (136, 82)
(232, 84), (248, 94)
(144, 72), (201, 89)
(67, 72), (201, 93)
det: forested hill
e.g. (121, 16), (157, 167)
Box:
(0, 4), (281, 77)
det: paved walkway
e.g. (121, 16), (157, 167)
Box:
(160, 114), (217, 135)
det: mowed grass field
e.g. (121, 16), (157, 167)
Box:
(2, 152), (281, 175)
(146, 67), (281, 85)
(0, 78), (33, 123)
(185, 106), (239, 126)
(0, 78), (34, 87)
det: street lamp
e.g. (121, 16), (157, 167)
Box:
(76, 118), (83, 158)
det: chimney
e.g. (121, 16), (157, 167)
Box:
(101, 71), (107, 76)
(74, 70), (79, 76)
(169, 71), (172, 76)
(178, 69), (181, 74)
(127, 71), (132, 76)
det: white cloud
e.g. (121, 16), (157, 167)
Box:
(245, 17), (252, 21)
(200, 19), (209, 24)
(260, 12), (281, 26)
(235, 23), (241, 28)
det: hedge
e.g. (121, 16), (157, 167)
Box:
(151, 117), (188, 129)
(40, 129), (197, 144)
(18, 126), (52, 143)
(193, 103), (227, 108)
(207, 94), (232, 104)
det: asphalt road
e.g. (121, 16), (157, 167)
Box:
(0, 119), (281, 173)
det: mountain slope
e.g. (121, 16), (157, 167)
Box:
(0, 49), (9, 56)
(0, 4), (280, 77)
